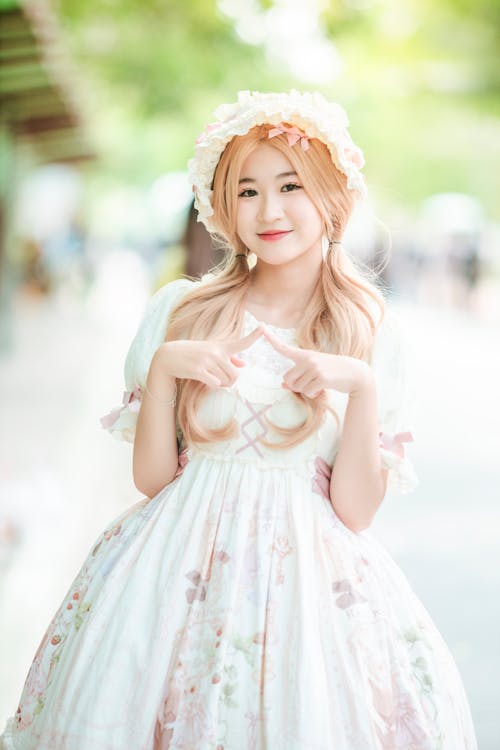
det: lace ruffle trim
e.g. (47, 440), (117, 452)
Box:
(100, 386), (142, 443)
(379, 431), (419, 494)
(185, 443), (318, 477)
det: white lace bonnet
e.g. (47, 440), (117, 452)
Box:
(187, 89), (368, 232)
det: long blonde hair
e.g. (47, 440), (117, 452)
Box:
(166, 123), (386, 449)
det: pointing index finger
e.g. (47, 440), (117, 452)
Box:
(261, 326), (298, 359)
(228, 324), (265, 353)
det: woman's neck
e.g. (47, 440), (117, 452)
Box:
(246, 255), (322, 326)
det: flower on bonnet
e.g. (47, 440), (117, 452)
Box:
(336, 130), (365, 169)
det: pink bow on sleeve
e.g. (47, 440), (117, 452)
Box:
(268, 123), (310, 151)
(311, 455), (332, 500)
(174, 446), (190, 478)
(100, 385), (142, 430)
(378, 431), (414, 459)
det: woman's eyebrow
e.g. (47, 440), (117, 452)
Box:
(238, 171), (298, 185)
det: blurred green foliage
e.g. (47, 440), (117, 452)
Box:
(53, 0), (500, 218)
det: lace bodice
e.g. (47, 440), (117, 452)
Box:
(229, 309), (299, 403)
(100, 278), (418, 493)
(183, 307), (346, 477)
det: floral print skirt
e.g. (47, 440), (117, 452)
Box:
(1, 453), (477, 750)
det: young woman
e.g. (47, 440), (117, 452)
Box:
(1, 90), (477, 750)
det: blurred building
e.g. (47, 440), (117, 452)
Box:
(0, 0), (95, 350)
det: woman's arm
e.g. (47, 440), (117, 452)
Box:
(329, 376), (389, 533)
(132, 326), (266, 498)
(255, 326), (390, 531)
(132, 348), (179, 499)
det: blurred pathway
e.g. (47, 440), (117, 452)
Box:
(0, 262), (498, 747)
(0, 250), (152, 722)
(373, 294), (500, 749)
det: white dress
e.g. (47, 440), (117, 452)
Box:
(1, 278), (478, 750)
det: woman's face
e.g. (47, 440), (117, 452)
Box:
(236, 144), (324, 265)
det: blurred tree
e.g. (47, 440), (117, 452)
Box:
(50, 0), (500, 219)
(321, 0), (500, 96)
(55, 0), (270, 114)
(51, 0), (293, 185)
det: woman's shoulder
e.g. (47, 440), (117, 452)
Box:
(146, 277), (199, 313)
(369, 307), (416, 403)
(370, 307), (404, 362)
(123, 277), (199, 391)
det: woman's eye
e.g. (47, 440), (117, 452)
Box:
(237, 184), (301, 198)
(238, 189), (257, 198)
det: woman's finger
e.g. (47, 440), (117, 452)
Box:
(287, 376), (324, 398)
(210, 361), (237, 387)
(200, 371), (223, 388)
(228, 325), (265, 354)
(285, 372), (316, 393)
(282, 363), (307, 389)
(306, 387), (325, 399)
(230, 355), (246, 367)
(303, 377), (324, 398)
(261, 326), (298, 360)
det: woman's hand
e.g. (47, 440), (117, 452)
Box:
(152, 325), (265, 388)
(262, 326), (374, 398)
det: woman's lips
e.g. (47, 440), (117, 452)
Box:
(257, 230), (292, 242)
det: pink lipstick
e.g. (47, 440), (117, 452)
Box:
(257, 230), (292, 242)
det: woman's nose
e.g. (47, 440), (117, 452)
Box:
(256, 192), (284, 223)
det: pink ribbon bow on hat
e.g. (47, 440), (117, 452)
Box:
(378, 431), (414, 459)
(268, 123), (310, 151)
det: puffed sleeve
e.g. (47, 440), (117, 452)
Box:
(370, 310), (419, 494)
(99, 278), (195, 443)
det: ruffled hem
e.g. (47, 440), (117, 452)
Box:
(0, 717), (16, 750)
